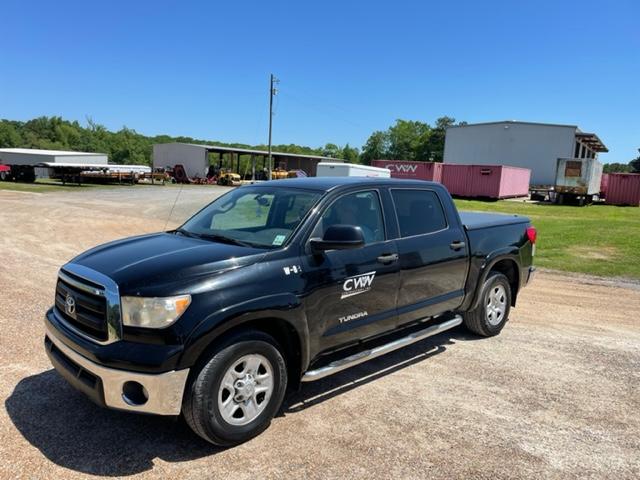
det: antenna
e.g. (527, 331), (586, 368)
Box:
(164, 182), (184, 231)
(267, 73), (279, 181)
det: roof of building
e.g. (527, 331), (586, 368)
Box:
(446, 120), (608, 152)
(247, 176), (441, 191)
(446, 120), (579, 129)
(0, 148), (107, 156)
(160, 143), (341, 162)
(575, 132), (608, 152)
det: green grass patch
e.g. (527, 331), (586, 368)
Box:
(454, 199), (640, 279)
(0, 178), (123, 193)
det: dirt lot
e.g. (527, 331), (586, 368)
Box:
(1, 185), (639, 479)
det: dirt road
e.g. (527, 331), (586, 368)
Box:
(1, 186), (638, 479)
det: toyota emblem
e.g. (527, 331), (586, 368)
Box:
(65, 294), (76, 317)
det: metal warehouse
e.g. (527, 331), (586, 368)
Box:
(153, 143), (339, 178)
(443, 121), (608, 186)
(0, 148), (108, 166)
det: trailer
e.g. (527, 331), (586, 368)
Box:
(554, 158), (603, 205)
(316, 162), (391, 178)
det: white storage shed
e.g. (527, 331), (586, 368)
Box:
(0, 148), (108, 166)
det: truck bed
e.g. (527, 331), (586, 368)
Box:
(459, 211), (529, 230)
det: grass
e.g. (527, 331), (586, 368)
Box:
(0, 178), (178, 193)
(454, 199), (640, 279)
(0, 178), (122, 192)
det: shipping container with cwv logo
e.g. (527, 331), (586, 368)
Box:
(371, 160), (443, 182)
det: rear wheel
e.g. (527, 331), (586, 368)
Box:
(463, 272), (511, 337)
(183, 330), (288, 446)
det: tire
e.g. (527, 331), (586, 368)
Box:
(0, 171), (7, 181)
(182, 330), (288, 446)
(463, 272), (511, 337)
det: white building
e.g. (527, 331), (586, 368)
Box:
(443, 121), (608, 185)
(0, 148), (108, 166)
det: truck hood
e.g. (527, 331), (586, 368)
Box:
(70, 232), (268, 294)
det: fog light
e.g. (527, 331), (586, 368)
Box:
(122, 381), (149, 406)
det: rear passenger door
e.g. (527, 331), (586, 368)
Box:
(391, 188), (468, 325)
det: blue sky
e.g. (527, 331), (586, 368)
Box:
(1, 0), (638, 163)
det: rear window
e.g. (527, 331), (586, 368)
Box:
(391, 189), (447, 237)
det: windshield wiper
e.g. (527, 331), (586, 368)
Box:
(196, 233), (256, 248)
(175, 228), (258, 248)
(174, 228), (198, 238)
(174, 228), (193, 237)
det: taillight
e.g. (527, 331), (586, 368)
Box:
(527, 226), (537, 256)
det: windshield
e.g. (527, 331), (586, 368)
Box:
(179, 186), (321, 248)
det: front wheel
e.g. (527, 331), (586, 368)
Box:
(182, 330), (288, 446)
(463, 272), (511, 337)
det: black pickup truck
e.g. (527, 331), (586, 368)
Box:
(45, 177), (536, 446)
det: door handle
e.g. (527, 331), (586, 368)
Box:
(377, 253), (399, 264)
(450, 241), (466, 250)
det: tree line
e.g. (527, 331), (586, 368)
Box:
(1, 116), (637, 172)
(0, 116), (330, 166)
(603, 151), (640, 173)
(0, 115), (463, 167)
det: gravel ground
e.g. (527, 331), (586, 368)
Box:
(0, 185), (638, 479)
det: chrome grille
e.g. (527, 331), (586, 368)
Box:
(55, 275), (108, 341)
(53, 264), (122, 344)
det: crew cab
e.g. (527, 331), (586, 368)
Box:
(44, 177), (536, 446)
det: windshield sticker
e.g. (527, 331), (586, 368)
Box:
(341, 271), (376, 299)
(272, 234), (287, 246)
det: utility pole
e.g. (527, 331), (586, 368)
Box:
(267, 73), (279, 181)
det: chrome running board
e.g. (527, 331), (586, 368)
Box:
(301, 315), (462, 382)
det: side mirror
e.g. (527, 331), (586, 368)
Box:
(310, 224), (365, 253)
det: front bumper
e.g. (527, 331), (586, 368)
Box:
(45, 320), (189, 415)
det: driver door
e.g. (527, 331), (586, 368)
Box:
(301, 190), (400, 355)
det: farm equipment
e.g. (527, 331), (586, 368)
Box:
(217, 171), (242, 186)
(271, 169), (289, 180)
(0, 165), (11, 181)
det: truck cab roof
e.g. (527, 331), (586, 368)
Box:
(252, 176), (443, 191)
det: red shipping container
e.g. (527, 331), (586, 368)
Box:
(472, 165), (531, 198)
(371, 160), (443, 182)
(442, 164), (530, 199)
(600, 173), (610, 197)
(606, 173), (640, 206)
(440, 164), (474, 196)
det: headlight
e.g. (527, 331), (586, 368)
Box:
(121, 295), (191, 329)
